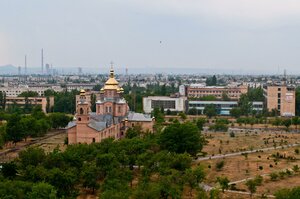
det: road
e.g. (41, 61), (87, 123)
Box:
(195, 143), (300, 162)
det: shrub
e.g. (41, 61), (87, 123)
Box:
(270, 172), (278, 181)
(216, 161), (225, 171)
(293, 165), (300, 173)
(254, 175), (263, 186)
(285, 169), (293, 176)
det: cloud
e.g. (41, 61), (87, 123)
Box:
(126, 0), (300, 26)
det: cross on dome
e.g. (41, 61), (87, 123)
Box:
(110, 61), (114, 78)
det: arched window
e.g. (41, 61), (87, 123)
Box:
(80, 108), (84, 114)
(78, 117), (81, 121)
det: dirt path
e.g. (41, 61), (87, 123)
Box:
(195, 143), (300, 163)
(0, 130), (66, 163)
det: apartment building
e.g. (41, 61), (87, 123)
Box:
(5, 96), (54, 113)
(264, 84), (296, 116)
(186, 84), (248, 100)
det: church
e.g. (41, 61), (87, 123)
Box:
(67, 68), (154, 144)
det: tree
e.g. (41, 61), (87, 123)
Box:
(230, 107), (242, 118)
(238, 94), (252, 116)
(217, 176), (230, 192)
(159, 122), (205, 156)
(296, 87), (300, 116)
(206, 75), (217, 86)
(188, 107), (198, 115)
(204, 104), (217, 118)
(283, 119), (292, 131)
(1, 162), (17, 179)
(196, 118), (206, 131)
(18, 91), (39, 97)
(81, 161), (100, 193)
(0, 180), (33, 199)
(247, 87), (264, 101)
(246, 179), (257, 198)
(253, 175), (263, 186)
(153, 107), (164, 124)
(46, 167), (78, 197)
(292, 117), (300, 131)
(19, 147), (46, 168)
(0, 124), (6, 148)
(28, 182), (57, 199)
(91, 93), (97, 112)
(209, 188), (220, 199)
(19, 116), (36, 140)
(0, 91), (6, 110)
(6, 113), (25, 144)
(199, 95), (217, 101)
(125, 126), (142, 139)
(185, 169), (198, 196)
(215, 161), (225, 171)
(48, 113), (71, 129)
(96, 153), (119, 178)
(275, 187), (300, 199)
(133, 182), (161, 199)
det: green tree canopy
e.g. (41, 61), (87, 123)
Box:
(204, 104), (217, 118)
(159, 122), (204, 156)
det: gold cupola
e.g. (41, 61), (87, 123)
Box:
(102, 67), (121, 90)
(80, 89), (86, 96)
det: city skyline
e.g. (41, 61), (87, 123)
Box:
(1, 0), (300, 73)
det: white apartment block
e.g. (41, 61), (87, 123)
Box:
(143, 96), (187, 113)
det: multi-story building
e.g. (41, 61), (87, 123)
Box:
(67, 68), (154, 144)
(264, 84), (296, 116)
(188, 101), (263, 115)
(5, 96), (54, 113)
(186, 84), (248, 100)
(0, 85), (63, 97)
(143, 96), (187, 114)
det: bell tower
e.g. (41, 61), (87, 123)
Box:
(77, 89), (90, 124)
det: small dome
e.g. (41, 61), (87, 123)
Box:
(101, 67), (121, 90)
(80, 89), (86, 95)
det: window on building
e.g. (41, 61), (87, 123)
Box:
(80, 108), (84, 114)
(151, 100), (176, 109)
(78, 117), (81, 121)
(118, 106), (121, 113)
(92, 138), (95, 143)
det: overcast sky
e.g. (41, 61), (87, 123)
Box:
(1, 0), (300, 74)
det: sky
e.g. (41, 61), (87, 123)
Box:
(1, 0), (300, 74)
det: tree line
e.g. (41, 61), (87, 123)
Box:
(0, 107), (71, 148)
(0, 122), (208, 199)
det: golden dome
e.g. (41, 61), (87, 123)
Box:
(102, 67), (122, 90)
(80, 89), (86, 95)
